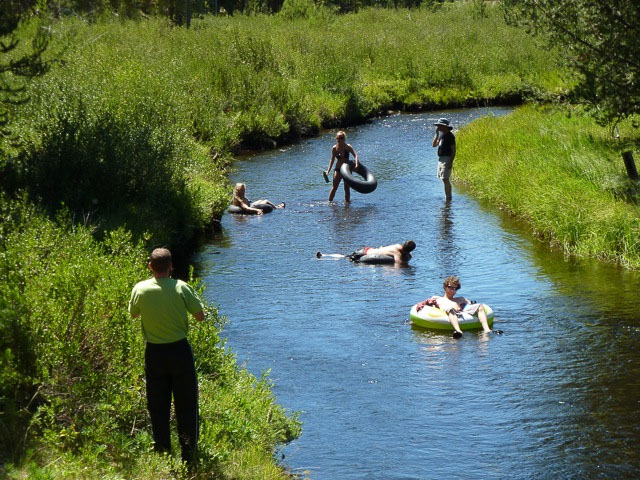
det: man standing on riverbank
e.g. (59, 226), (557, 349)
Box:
(128, 248), (205, 464)
(431, 118), (456, 201)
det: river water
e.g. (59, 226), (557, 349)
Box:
(196, 108), (640, 479)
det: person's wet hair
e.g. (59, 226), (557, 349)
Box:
(402, 240), (416, 253)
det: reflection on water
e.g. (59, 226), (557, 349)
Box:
(435, 202), (459, 273)
(197, 108), (640, 480)
(330, 203), (379, 241)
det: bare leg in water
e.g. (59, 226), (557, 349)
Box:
(447, 311), (464, 338)
(328, 170), (350, 203)
(252, 199), (285, 209)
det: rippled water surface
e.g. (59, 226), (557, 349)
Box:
(197, 108), (640, 479)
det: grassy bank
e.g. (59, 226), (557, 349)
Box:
(3, 3), (563, 247)
(0, 195), (301, 479)
(454, 105), (640, 269)
(1, 4), (566, 478)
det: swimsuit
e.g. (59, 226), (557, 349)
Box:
(334, 147), (350, 171)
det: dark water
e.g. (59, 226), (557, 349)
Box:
(197, 108), (640, 480)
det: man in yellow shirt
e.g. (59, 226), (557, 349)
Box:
(129, 248), (204, 463)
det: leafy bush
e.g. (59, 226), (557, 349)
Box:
(0, 195), (300, 477)
(1, 5), (562, 252)
(4, 75), (230, 248)
(278, 0), (322, 20)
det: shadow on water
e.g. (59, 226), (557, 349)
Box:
(197, 107), (640, 480)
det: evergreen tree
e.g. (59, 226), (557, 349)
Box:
(0, 0), (49, 135)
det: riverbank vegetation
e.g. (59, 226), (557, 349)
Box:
(455, 105), (640, 269)
(0, 195), (301, 479)
(0, 1), (578, 478)
(503, 0), (640, 127)
(3, 2), (563, 246)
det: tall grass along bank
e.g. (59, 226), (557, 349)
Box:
(0, 195), (301, 479)
(454, 105), (640, 269)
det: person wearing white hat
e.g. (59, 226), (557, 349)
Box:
(431, 118), (456, 201)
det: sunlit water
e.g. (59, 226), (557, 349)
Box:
(196, 108), (640, 479)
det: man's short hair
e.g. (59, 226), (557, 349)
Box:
(149, 248), (172, 273)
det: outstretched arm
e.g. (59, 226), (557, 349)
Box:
(236, 197), (264, 215)
(415, 296), (437, 311)
(326, 147), (337, 174)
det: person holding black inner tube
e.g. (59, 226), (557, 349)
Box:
(431, 118), (456, 202)
(325, 130), (359, 203)
(128, 248), (205, 463)
(231, 182), (285, 215)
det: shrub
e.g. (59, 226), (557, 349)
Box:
(0, 194), (300, 476)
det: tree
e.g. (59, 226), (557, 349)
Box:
(502, 0), (640, 127)
(0, 0), (49, 135)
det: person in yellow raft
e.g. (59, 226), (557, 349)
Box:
(416, 275), (502, 339)
(128, 248), (205, 463)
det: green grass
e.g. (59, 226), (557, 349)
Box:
(455, 105), (640, 268)
(0, 4), (574, 478)
(0, 195), (301, 479)
(2, 3), (563, 249)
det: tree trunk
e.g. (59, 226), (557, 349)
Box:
(622, 151), (638, 180)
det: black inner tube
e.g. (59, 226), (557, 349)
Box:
(355, 254), (395, 264)
(340, 161), (377, 194)
(250, 202), (274, 213)
(228, 204), (272, 215)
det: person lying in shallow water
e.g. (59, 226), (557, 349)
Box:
(231, 183), (285, 215)
(316, 240), (416, 265)
(415, 275), (503, 338)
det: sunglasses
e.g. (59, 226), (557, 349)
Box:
(445, 285), (459, 290)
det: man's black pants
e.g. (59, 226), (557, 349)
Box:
(145, 338), (198, 462)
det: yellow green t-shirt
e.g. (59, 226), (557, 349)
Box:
(128, 277), (204, 344)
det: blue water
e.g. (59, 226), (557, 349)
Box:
(197, 108), (640, 479)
